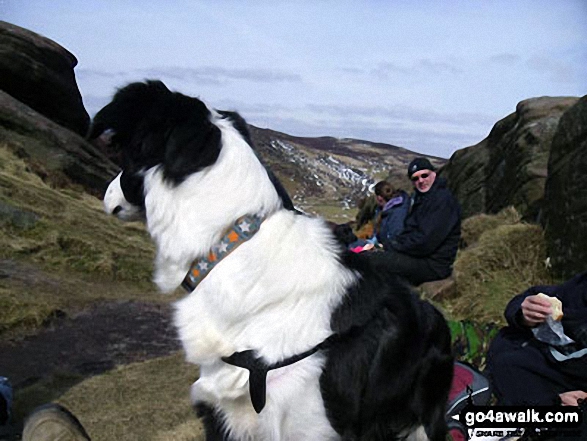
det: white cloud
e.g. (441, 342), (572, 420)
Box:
(489, 53), (522, 66)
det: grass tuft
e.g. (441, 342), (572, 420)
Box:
(55, 353), (203, 441)
(440, 219), (553, 325)
(459, 206), (522, 248)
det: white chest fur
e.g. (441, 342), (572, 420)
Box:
(173, 211), (356, 440)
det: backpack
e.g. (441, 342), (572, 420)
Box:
(446, 361), (492, 418)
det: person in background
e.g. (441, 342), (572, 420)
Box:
(372, 181), (410, 250)
(370, 157), (462, 285)
(486, 271), (587, 407)
(347, 181), (410, 253)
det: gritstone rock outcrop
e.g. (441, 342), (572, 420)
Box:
(542, 95), (587, 279)
(0, 20), (89, 136)
(0, 90), (118, 195)
(441, 97), (579, 221)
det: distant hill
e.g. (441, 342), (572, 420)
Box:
(248, 125), (445, 217)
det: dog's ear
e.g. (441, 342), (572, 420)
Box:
(162, 103), (222, 183)
(89, 80), (172, 142)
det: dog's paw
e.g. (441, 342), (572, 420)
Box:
(191, 365), (249, 404)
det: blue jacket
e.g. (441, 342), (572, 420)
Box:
(377, 191), (410, 251)
(390, 177), (461, 277)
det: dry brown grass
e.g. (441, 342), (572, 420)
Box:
(56, 353), (204, 441)
(438, 209), (553, 325)
(459, 206), (522, 248)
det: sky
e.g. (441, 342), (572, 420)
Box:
(3, 1), (586, 158)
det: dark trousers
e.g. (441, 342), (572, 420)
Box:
(486, 329), (585, 406)
(368, 250), (447, 286)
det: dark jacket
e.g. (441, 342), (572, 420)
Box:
(499, 272), (587, 389)
(377, 190), (410, 251)
(505, 272), (587, 350)
(390, 176), (461, 277)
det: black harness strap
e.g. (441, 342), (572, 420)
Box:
(221, 336), (337, 413)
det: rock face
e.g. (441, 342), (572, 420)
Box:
(0, 21), (89, 136)
(442, 97), (579, 220)
(0, 90), (117, 196)
(542, 96), (587, 279)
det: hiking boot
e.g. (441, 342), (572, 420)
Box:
(22, 404), (91, 441)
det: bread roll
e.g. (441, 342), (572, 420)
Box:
(536, 293), (563, 321)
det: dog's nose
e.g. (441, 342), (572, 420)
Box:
(112, 206), (123, 215)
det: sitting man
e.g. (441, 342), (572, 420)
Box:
(370, 157), (461, 285)
(487, 271), (587, 407)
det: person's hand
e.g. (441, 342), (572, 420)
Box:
(521, 295), (552, 327)
(559, 390), (587, 406)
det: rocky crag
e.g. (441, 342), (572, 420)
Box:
(0, 21), (117, 195)
(442, 95), (586, 279)
(542, 96), (587, 278)
(441, 97), (579, 221)
(0, 21), (89, 136)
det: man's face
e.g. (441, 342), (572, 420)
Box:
(410, 170), (436, 193)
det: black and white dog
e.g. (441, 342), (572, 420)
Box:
(92, 80), (453, 441)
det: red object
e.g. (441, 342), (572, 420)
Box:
(449, 364), (474, 402)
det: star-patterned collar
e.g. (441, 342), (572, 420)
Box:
(181, 214), (264, 292)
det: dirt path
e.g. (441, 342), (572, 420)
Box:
(0, 301), (181, 389)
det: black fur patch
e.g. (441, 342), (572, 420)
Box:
(320, 251), (453, 440)
(90, 80), (221, 188)
(193, 402), (236, 441)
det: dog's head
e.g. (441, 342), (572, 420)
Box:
(92, 80), (295, 224)
(92, 80), (290, 291)
(90, 80), (225, 220)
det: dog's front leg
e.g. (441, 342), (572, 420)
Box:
(153, 253), (190, 293)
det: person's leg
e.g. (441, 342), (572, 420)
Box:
(487, 335), (576, 406)
(368, 250), (439, 285)
(22, 403), (90, 441)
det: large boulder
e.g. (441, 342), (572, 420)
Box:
(0, 90), (117, 196)
(0, 21), (89, 136)
(442, 97), (579, 220)
(542, 95), (587, 279)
